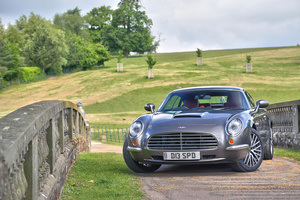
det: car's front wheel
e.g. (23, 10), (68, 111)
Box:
(123, 139), (161, 173)
(264, 127), (273, 160)
(230, 129), (264, 172)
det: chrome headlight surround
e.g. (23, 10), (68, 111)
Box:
(129, 121), (144, 138)
(226, 118), (243, 137)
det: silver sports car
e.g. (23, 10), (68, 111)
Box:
(123, 86), (273, 172)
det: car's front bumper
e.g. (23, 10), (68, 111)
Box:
(127, 144), (249, 164)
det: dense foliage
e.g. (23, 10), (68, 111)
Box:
(19, 67), (43, 82)
(0, 0), (158, 87)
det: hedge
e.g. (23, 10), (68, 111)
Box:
(20, 67), (44, 82)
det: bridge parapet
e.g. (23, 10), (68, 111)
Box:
(0, 100), (91, 200)
(267, 100), (300, 148)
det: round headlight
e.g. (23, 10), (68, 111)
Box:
(226, 118), (243, 136)
(129, 121), (143, 137)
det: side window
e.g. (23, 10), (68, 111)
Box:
(245, 91), (255, 108)
(164, 95), (181, 110)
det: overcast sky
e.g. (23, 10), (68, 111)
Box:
(0, 0), (299, 53)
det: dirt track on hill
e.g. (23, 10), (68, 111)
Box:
(91, 142), (300, 200)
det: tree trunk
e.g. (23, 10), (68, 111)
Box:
(124, 49), (129, 58)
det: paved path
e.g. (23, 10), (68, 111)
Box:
(91, 142), (300, 199)
(91, 141), (122, 153)
(139, 157), (300, 200)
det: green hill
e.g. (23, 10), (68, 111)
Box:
(0, 46), (299, 128)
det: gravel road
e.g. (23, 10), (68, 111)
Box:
(138, 157), (300, 200)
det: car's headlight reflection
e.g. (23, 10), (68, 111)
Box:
(129, 121), (143, 137)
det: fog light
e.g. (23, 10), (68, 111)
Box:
(229, 139), (234, 144)
(133, 141), (137, 146)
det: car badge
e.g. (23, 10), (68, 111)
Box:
(178, 126), (186, 129)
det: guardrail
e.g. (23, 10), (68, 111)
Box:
(0, 101), (91, 200)
(267, 100), (300, 149)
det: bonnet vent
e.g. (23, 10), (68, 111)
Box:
(173, 113), (202, 118)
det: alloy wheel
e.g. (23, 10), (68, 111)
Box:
(243, 132), (262, 168)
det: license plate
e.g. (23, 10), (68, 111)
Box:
(163, 152), (200, 160)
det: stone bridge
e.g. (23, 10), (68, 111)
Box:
(0, 101), (90, 200)
(0, 99), (299, 200)
(267, 99), (300, 148)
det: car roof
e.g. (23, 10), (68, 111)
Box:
(172, 86), (244, 93)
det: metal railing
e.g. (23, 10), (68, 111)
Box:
(91, 126), (128, 143)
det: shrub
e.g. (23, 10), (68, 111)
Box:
(196, 48), (202, 57)
(117, 51), (123, 63)
(20, 67), (44, 82)
(45, 66), (63, 76)
(246, 55), (251, 63)
(146, 53), (157, 69)
(0, 79), (10, 89)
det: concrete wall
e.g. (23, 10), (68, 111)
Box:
(0, 101), (91, 200)
(267, 100), (300, 149)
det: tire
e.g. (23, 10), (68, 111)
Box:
(264, 128), (273, 160)
(230, 129), (264, 172)
(123, 139), (161, 173)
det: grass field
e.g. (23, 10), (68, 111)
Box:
(60, 153), (145, 200)
(0, 46), (299, 128)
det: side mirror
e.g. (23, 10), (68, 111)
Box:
(144, 103), (155, 113)
(256, 99), (269, 108)
(252, 99), (269, 114)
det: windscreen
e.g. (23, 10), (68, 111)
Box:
(157, 90), (249, 112)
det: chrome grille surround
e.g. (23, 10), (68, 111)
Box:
(147, 132), (218, 151)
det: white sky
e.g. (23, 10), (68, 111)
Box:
(0, 0), (299, 53)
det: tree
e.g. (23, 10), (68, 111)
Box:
(6, 24), (25, 73)
(94, 43), (110, 65)
(53, 7), (89, 40)
(145, 53), (156, 69)
(16, 15), (28, 31)
(4, 43), (24, 82)
(66, 35), (97, 69)
(117, 50), (123, 63)
(196, 48), (202, 57)
(110, 0), (153, 57)
(54, 8), (110, 69)
(0, 38), (13, 86)
(147, 32), (162, 53)
(0, 66), (7, 88)
(64, 34), (110, 70)
(22, 13), (68, 72)
(0, 39), (13, 69)
(0, 19), (24, 82)
(246, 55), (251, 63)
(0, 18), (5, 40)
(6, 24), (24, 48)
(85, 6), (113, 43)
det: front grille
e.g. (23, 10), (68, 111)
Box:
(147, 132), (218, 151)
